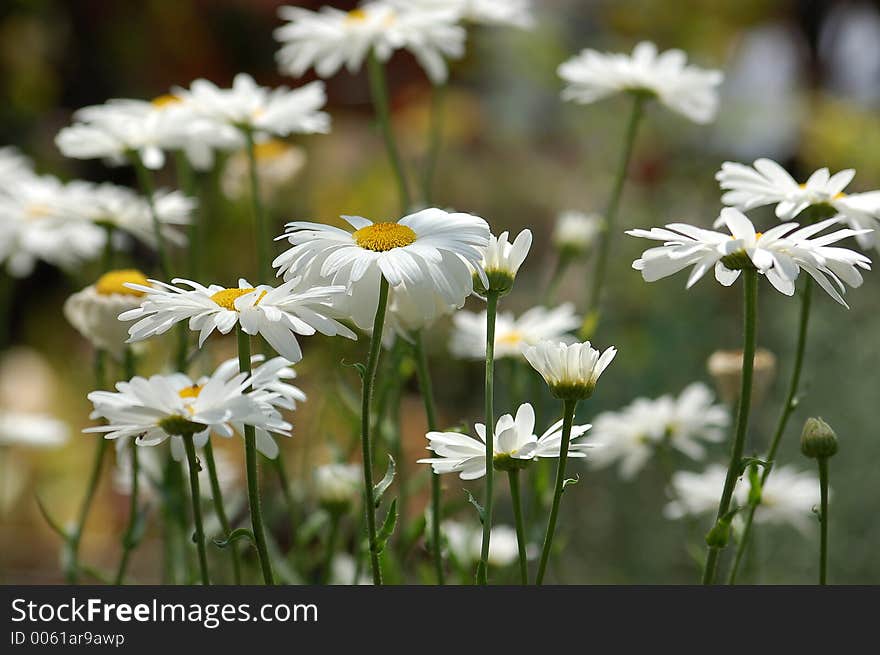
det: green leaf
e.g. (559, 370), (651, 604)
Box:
(464, 489), (486, 525)
(375, 498), (398, 555)
(373, 454), (396, 507)
(341, 359), (367, 380)
(562, 473), (580, 492)
(213, 527), (254, 549)
(35, 494), (69, 541)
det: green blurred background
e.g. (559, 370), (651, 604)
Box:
(1, 0), (878, 584)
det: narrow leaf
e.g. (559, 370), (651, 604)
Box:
(373, 454), (396, 507)
(464, 489), (486, 525)
(375, 498), (398, 554)
(213, 527), (254, 549)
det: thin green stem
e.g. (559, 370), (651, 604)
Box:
(114, 348), (139, 585)
(421, 82), (445, 205)
(536, 398), (578, 585)
(320, 513), (341, 585)
(818, 456), (829, 585)
(702, 268), (758, 585)
(728, 278), (812, 584)
(131, 155), (171, 278)
(360, 277), (390, 585)
(101, 225), (115, 271)
(508, 470), (528, 585)
(586, 93), (645, 316)
(477, 291), (499, 585)
(367, 52), (411, 213)
(174, 151), (200, 280)
(203, 439), (241, 584)
(238, 327), (274, 584)
(243, 129), (271, 284)
(183, 434), (210, 585)
(413, 330), (444, 585)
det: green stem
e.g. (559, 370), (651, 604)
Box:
(702, 268), (758, 585)
(477, 291), (499, 585)
(508, 470), (528, 585)
(360, 277), (390, 585)
(412, 330), (444, 585)
(535, 398), (578, 585)
(728, 277), (812, 584)
(113, 348), (140, 585)
(101, 225), (115, 271)
(238, 327), (275, 584)
(203, 439), (241, 584)
(367, 52), (411, 213)
(174, 151), (200, 280)
(183, 434), (210, 585)
(818, 456), (829, 585)
(320, 513), (341, 585)
(421, 82), (445, 205)
(586, 93), (644, 316)
(243, 129), (271, 284)
(131, 155), (171, 278)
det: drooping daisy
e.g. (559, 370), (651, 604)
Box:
(314, 463), (361, 513)
(273, 208), (490, 330)
(627, 208), (872, 306)
(716, 158), (880, 252)
(0, 410), (69, 448)
(553, 210), (603, 256)
(442, 521), (520, 568)
(390, 0), (534, 28)
(120, 276), (356, 362)
(221, 139), (306, 201)
(589, 383), (729, 479)
(449, 303), (581, 360)
(274, 3), (465, 85)
(419, 402), (592, 479)
(474, 229), (532, 295)
(522, 340), (617, 400)
(558, 41), (723, 124)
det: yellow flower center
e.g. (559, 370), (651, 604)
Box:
(346, 8), (369, 22)
(25, 203), (54, 219)
(497, 331), (524, 347)
(95, 269), (150, 296)
(353, 222), (417, 252)
(755, 232), (763, 239)
(152, 94), (182, 109)
(209, 287), (267, 311)
(178, 384), (203, 400)
(253, 139), (290, 161)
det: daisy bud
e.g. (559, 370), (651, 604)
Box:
(553, 211), (603, 257)
(801, 417), (838, 459)
(314, 463), (361, 515)
(522, 340), (616, 400)
(707, 348), (777, 407)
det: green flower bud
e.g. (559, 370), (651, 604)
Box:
(801, 417), (838, 459)
(705, 518), (731, 548)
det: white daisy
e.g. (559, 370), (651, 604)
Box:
(274, 3), (465, 85)
(389, 0), (534, 28)
(475, 229), (532, 295)
(215, 354), (306, 412)
(664, 464), (728, 520)
(221, 139), (306, 201)
(627, 208), (872, 306)
(449, 303), (581, 360)
(175, 74), (330, 139)
(120, 276), (355, 363)
(0, 410), (69, 448)
(419, 402), (591, 479)
(273, 208), (490, 330)
(0, 146), (34, 194)
(314, 462), (361, 512)
(553, 210), (603, 255)
(442, 521), (520, 567)
(522, 340), (617, 400)
(590, 383), (729, 479)
(716, 158), (880, 253)
(558, 41), (723, 124)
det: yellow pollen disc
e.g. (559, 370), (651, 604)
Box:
(95, 269), (150, 296)
(178, 384), (203, 399)
(152, 94), (182, 109)
(497, 331), (524, 346)
(346, 8), (368, 22)
(834, 192), (846, 200)
(253, 139), (290, 161)
(209, 287), (267, 311)
(755, 232), (763, 239)
(353, 222), (417, 252)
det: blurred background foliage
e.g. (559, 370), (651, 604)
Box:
(1, 0), (879, 584)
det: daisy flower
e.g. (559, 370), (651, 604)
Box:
(716, 158), (880, 252)
(419, 402), (592, 479)
(274, 3), (465, 84)
(0, 146), (34, 194)
(273, 208), (490, 330)
(449, 303), (581, 360)
(522, 340), (617, 400)
(553, 210), (603, 256)
(314, 463), (361, 513)
(558, 41), (723, 124)
(175, 74), (330, 139)
(475, 229), (532, 295)
(589, 383), (729, 479)
(390, 0), (534, 28)
(627, 207), (872, 306)
(442, 521), (520, 568)
(85, 366), (291, 461)
(221, 139), (306, 201)
(0, 410), (69, 448)
(120, 276), (356, 363)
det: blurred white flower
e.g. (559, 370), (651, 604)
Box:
(442, 520), (520, 567)
(717, 158), (880, 253)
(0, 146), (34, 194)
(419, 402), (591, 479)
(314, 462), (361, 511)
(450, 303), (581, 360)
(329, 553), (373, 585)
(558, 41), (723, 124)
(589, 383), (729, 479)
(391, 0), (534, 28)
(0, 411), (69, 448)
(627, 208), (872, 306)
(274, 2), (465, 84)
(221, 139), (306, 201)
(553, 210), (603, 255)
(522, 340), (616, 400)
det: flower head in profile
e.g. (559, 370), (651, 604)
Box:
(273, 208), (490, 330)
(274, 3), (465, 84)
(522, 340), (616, 400)
(558, 41), (723, 124)
(627, 208), (872, 306)
(450, 303), (581, 360)
(390, 0), (534, 28)
(314, 463), (361, 513)
(120, 276), (356, 362)
(716, 158), (880, 253)
(553, 210), (603, 256)
(589, 383), (729, 479)
(474, 229), (532, 296)
(419, 402), (591, 479)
